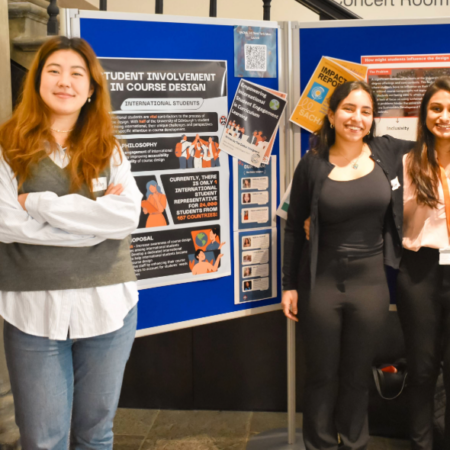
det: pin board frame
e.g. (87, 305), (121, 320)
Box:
(63, 9), (286, 336)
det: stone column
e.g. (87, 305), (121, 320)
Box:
(1, 0), (13, 123)
(0, 1), (20, 448)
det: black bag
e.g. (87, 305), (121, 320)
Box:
(369, 361), (409, 439)
(368, 310), (446, 447)
(370, 362), (446, 450)
(372, 363), (407, 401)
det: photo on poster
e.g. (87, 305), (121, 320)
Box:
(242, 233), (270, 250)
(242, 249), (269, 265)
(234, 228), (277, 304)
(242, 178), (252, 190)
(362, 54), (450, 140)
(101, 57), (231, 289)
(233, 156), (277, 231)
(242, 264), (269, 279)
(220, 80), (286, 168)
(241, 207), (269, 225)
(234, 26), (277, 78)
(242, 191), (269, 205)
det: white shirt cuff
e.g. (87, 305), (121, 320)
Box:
(25, 191), (57, 224)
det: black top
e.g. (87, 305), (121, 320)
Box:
(318, 163), (391, 256)
(282, 135), (415, 292)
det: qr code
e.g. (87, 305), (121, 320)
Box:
(244, 44), (267, 72)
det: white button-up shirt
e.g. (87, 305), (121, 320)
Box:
(0, 146), (143, 340)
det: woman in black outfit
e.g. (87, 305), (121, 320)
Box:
(282, 80), (412, 450)
(397, 77), (450, 449)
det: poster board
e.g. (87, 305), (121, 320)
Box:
(65, 10), (284, 336)
(291, 17), (450, 160)
(289, 17), (450, 308)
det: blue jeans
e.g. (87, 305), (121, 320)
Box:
(4, 306), (137, 450)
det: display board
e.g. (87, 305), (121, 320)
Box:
(292, 18), (450, 158)
(65, 10), (283, 336)
(289, 18), (450, 307)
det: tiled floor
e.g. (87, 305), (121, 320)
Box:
(113, 409), (411, 449)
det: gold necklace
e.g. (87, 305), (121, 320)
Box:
(50, 127), (74, 133)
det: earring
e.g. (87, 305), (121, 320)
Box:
(330, 123), (334, 129)
(367, 130), (371, 136)
(87, 97), (91, 103)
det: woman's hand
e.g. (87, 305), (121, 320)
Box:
(282, 290), (299, 322)
(18, 193), (29, 211)
(105, 184), (124, 196)
(304, 216), (311, 241)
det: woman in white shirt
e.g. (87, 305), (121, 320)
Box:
(0, 36), (142, 449)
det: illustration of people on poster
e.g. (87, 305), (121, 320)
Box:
(100, 57), (231, 289)
(233, 157), (277, 303)
(362, 54), (450, 140)
(220, 79), (286, 168)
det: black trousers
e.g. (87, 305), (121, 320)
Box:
(397, 247), (450, 450)
(298, 250), (389, 450)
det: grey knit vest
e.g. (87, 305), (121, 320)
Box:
(0, 157), (137, 292)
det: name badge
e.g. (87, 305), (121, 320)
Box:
(439, 247), (450, 265)
(390, 177), (401, 191)
(92, 177), (107, 192)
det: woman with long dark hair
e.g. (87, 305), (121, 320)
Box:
(397, 76), (450, 449)
(282, 80), (412, 449)
(0, 36), (142, 449)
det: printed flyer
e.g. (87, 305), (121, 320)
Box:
(233, 156), (277, 304)
(220, 80), (286, 168)
(234, 25), (277, 78)
(362, 53), (450, 140)
(101, 57), (231, 289)
(234, 228), (277, 304)
(290, 57), (366, 133)
(233, 156), (277, 231)
(262, 90), (287, 165)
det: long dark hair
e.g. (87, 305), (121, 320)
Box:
(310, 80), (378, 157)
(406, 76), (450, 208)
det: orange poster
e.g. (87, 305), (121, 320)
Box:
(290, 57), (366, 133)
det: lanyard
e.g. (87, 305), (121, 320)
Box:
(438, 164), (450, 239)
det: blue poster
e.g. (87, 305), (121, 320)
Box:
(233, 156), (276, 231)
(234, 228), (277, 304)
(234, 26), (277, 78)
